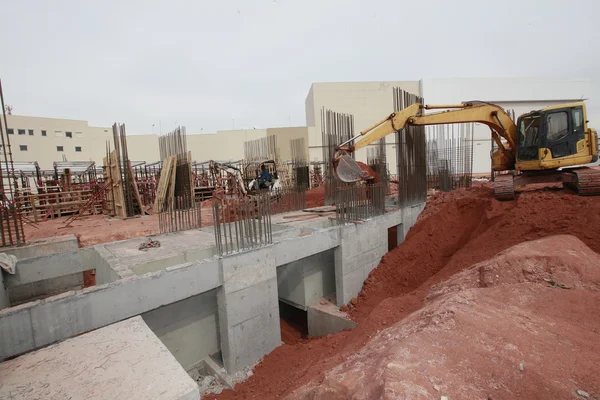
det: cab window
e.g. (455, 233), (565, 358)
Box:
(546, 111), (569, 141)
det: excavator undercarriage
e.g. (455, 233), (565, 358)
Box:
(493, 168), (600, 200)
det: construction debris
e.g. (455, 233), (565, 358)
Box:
(138, 237), (160, 251)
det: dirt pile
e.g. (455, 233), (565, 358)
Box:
(290, 235), (600, 399)
(356, 161), (380, 183)
(210, 184), (600, 400)
(305, 186), (325, 208)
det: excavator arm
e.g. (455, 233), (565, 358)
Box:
(209, 160), (248, 196)
(335, 102), (519, 182)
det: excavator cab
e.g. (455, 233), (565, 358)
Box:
(515, 102), (598, 170)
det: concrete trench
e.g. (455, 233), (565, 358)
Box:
(0, 202), (424, 398)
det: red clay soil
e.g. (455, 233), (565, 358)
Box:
(210, 183), (600, 400)
(356, 161), (380, 183)
(279, 319), (304, 345)
(305, 186), (325, 208)
(23, 214), (160, 247)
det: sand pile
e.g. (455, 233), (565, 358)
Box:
(212, 184), (600, 400)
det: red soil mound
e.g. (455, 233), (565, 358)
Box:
(356, 161), (380, 183)
(305, 186), (325, 208)
(292, 236), (600, 399)
(209, 184), (600, 400)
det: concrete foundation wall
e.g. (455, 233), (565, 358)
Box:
(0, 272), (9, 309)
(143, 289), (220, 371)
(0, 235), (79, 260)
(0, 204), (425, 374)
(8, 272), (83, 306)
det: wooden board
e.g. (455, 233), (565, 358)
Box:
(127, 161), (147, 215)
(104, 150), (126, 218)
(167, 156), (177, 209)
(153, 156), (176, 213)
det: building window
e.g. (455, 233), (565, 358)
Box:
(66, 131), (72, 138)
(41, 130), (47, 136)
(7, 129), (13, 135)
(57, 146), (64, 152)
(75, 132), (83, 138)
(18, 129), (25, 135)
(55, 131), (63, 137)
(75, 146), (82, 152)
(20, 145), (27, 151)
(28, 129), (34, 136)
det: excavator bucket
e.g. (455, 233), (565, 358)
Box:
(334, 154), (365, 183)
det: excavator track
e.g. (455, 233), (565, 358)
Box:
(493, 174), (515, 200)
(570, 167), (600, 196)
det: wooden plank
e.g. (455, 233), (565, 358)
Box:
(109, 150), (126, 218)
(167, 156), (177, 209)
(127, 161), (146, 215)
(153, 156), (175, 213)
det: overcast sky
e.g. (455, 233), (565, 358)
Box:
(2, 0), (599, 134)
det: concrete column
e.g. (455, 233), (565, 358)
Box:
(217, 247), (281, 374)
(334, 220), (389, 306)
(0, 271), (9, 310)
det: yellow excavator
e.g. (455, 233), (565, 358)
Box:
(334, 101), (599, 200)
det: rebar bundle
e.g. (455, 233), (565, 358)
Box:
(393, 88), (427, 207)
(425, 124), (474, 192)
(243, 136), (278, 161)
(321, 108), (354, 205)
(0, 79), (25, 246)
(212, 192), (272, 256)
(334, 183), (386, 224)
(158, 195), (202, 234)
(158, 126), (193, 209)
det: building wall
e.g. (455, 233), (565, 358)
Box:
(2, 115), (114, 170)
(304, 81), (421, 175)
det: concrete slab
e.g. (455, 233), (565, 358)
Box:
(0, 234), (78, 260)
(308, 297), (357, 336)
(0, 316), (199, 400)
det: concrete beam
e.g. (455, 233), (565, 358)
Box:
(0, 258), (220, 360)
(1, 234), (78, 260)
(5, 250), (86, 288)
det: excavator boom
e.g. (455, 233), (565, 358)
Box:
(335, 102), (519, 182)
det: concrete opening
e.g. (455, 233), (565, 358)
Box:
(279, 300), (308, 344)
(141, 289), (221, 372)
(8, 271), (90, 306)
(388, 223), (402, 251)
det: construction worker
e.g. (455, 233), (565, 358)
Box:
(258, 164), (272, 189)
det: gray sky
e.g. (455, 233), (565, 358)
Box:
(2, 0), (599, 134)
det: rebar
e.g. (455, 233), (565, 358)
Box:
(334, 183), (385, 224)
(0, 79), (25, 246)
(159, 195), (202, 234)
(393, 88), (427, 207)
(213, 194), (273, 256)
(321, 108), (354, 205)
